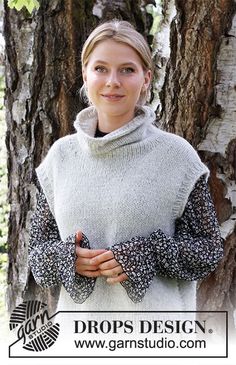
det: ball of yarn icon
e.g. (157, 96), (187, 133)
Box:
(9, 300), (60, 351)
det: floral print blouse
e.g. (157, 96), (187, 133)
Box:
(28, 175), (224, 303)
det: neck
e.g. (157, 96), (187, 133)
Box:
(73, 105), (156, 155)
(96, 109), (135, 133)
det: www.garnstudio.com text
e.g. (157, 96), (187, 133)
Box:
(74, 337), (206, 351)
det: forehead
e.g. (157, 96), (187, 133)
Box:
(87, 39), (143, 66)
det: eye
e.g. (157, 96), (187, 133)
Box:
(120, 67), (135, 74)
(94, 66), (107, 73)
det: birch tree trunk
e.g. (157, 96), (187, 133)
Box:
(4, 0), (152, 313)
(151, 0), (176, 110)
(158, 0), (236, 332)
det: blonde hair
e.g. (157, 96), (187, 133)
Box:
(80, 19), (153, 105)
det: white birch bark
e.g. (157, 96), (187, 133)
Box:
(151, 0), (176, 110)
(198, 13), (236, 247)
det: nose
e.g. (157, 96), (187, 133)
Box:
(106, 71), (121, 88)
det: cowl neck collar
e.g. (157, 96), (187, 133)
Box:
(73, 105), (156, 155)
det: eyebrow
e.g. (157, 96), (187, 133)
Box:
(92, 60), (138, 67)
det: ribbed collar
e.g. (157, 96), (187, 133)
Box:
(73, 105), (156, 155)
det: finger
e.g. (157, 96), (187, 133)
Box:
(76, 246), (107, 258)
(107, 273), (128, 284)
(76, 256), (96, 266)
(90, 251), (114, 265)
(99, 258), (120, 271)
(76, 264), (99, 271)
(75, 231), (83, 244)
(100, 265), (123, 277)
(77, 270), (102, 278)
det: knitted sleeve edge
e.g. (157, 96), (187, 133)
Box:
(172, 162), (209, 219)
(36, 156), (55, 218)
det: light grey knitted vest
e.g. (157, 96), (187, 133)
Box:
(36, 105), (209, 312)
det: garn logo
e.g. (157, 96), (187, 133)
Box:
(9, 300), (60, 352)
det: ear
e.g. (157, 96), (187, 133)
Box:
(143, 69), (152, 90)
(82, 68), (87, 83)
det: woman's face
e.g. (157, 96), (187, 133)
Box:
(83, 39), (151, 123)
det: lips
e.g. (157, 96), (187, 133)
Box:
(101, 94), (125, 100)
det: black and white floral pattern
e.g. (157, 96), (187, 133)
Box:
(28, 188), (96, 304)
(109, 176), (224, 302)
(28, 175), (224, 304)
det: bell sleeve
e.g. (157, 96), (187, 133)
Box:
(28, 182), (96, 304)
(108, 175), (224, 303)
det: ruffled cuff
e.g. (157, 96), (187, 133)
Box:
(108, 236), (156, 303)
(58, 233), (96, 304)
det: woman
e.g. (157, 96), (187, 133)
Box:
(29, 20), (223, 313)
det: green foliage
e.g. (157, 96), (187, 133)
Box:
(8, 0), (39, 13)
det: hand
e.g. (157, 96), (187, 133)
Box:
(75, 231), (106, 278)
(90, 250), (128, 284)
